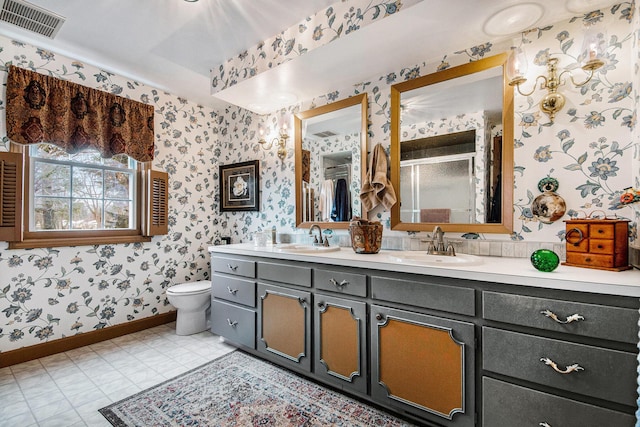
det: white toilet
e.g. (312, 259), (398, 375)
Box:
(166, 280), (212, 335)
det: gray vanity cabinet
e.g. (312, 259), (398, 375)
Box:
(209, 250), (640, 426)
(210, 255), (256, 349)
(482, 290), (638, 426)
(370, 304), (476, 427)
(483, 377), (636, 427)
(257, 283), (312, 372)
(313, 293), (367, 394)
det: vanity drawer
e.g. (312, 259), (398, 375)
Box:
(211, 274), (255, 307)
(590, 222), (614, 239)
(371, 276), (475, 316)
(257, 261), (311, 287)
(483, 327), (638, 406)
(483, 377), (635, 427)
(589, 238), (613, 253)
(565, 252), (614, 269)
(566, 223), (589, 252)
(210, 300), (256, 349)
(211, 256), (255, 278)
(483, 291), (639, 344)
(314, 268), (366, 297)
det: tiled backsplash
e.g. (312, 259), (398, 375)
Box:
(280, 232), (567, 260)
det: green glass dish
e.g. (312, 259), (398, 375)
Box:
(530, 249), (560, 272)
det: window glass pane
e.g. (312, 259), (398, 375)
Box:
(105, 200), (130, 229)
(33, 198), (70, 230)
(105, 171), (132, 199)
(31, 144), (69, 160)
(103, 154), (130, 169)
(72, 199), (102, 229)
(34, 162), (70, 197)
(70, 150), (102, 165)
(29, 143), (138, 234)
(73, 167), (104, 198)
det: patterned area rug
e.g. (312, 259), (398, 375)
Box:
(99, 350), (415, 426)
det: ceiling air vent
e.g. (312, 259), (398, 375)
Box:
(313, 131), (338, 138)
(0, 0), (64, 38)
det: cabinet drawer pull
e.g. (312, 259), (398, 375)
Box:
(540, 309), (585, 324)
(227, 286), (238, 295)
(226, 318), (238, 327)
(566, 228), (584, 246)
(540, 423), (552, 427)
(227, 264), (238, 272)
(540, 357), (584, 374)
(329, 278), (349, 288)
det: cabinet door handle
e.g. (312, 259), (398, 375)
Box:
(226, 318), (238, 327)
(298, 297), (307, 305)
(566, 228), (584, 246)
(227, 286), (238, 295)
(540, 357), (584, 374)
(329, 278), (349, 288)
(540, 309), (585, 324)
(317, 302), (325, 309)
(227, 264), (238, 272)
(540, 423), (552, 427)
(375, 314), (384, 321)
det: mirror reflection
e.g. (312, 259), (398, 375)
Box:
(295, 94), (368, 229)
(390, 53), (513, 233)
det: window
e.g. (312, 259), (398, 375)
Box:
(0, 144), (168, 249)
(29, 144), (137, 232)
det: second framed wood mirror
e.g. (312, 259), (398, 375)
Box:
(294, 94), (368, 229)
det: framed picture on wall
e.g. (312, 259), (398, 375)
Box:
(219, 160), (260, 212)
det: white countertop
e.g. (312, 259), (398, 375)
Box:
(209, 244), (640, 298)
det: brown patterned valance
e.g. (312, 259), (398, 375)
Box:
(6, 66), (155, 162)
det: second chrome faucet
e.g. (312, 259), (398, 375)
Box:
(427, 225), (456, 256)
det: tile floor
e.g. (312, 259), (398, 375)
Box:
(0, 322), (235, 426)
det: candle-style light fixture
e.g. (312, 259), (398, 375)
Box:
(507, 28), (605, 122)
(258, 124), (289, 161)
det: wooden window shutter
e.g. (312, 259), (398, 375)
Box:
(0, 151), (23, 242)
(145, 169), (168, 236)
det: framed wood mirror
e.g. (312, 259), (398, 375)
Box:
(295, 93), (368, 229)
(390, 53), (513, 234)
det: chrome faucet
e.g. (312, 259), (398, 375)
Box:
(433, 225), (445, 252)
(427, 225), (456, 256)
(309, 224), (323, 246)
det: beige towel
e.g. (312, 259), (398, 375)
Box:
(359, 143), (397, 211)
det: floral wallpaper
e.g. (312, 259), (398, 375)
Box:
(210, 0), (422, 93)
(0, 37), (274, 353)
(293, 2), (638, 245)
(0, 1), (638, 364)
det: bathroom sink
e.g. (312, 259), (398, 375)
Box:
(275, 244), (341, 253)
(387, 252), (483, 267)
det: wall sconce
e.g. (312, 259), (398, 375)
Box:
(507, 29), (605, 122)
(258, 124), (289, 161)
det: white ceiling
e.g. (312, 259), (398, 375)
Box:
(0, 0), (621, 113)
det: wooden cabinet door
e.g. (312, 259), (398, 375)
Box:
(370, 304), (475, 427)
(257, 283), (311, 371)
(313, 293), (367, 394)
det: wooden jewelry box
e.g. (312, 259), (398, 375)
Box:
(563, 218), (631, 271)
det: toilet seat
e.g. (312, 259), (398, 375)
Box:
(166, 280), (210, 296)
